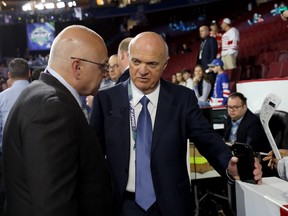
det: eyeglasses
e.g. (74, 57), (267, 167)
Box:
(226, 105), (243, 111)
(108, 64), (119, 70)
(70, 57), (108, 72)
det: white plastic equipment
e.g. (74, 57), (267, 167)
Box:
(259, 93), (282, 159)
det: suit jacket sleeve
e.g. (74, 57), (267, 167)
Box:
(184, 88), (232, 177)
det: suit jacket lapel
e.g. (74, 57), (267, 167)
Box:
(118, 80), (131, 167)
(152, 80), (175, 153)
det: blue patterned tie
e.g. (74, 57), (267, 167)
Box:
(135, 96), (156, 211)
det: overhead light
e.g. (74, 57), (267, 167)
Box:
(22, 0), (76, 12)
(22, 2), (32, 11)
(44, 3), (55, 9)
(68, 1), (77, 7)
(35, 3), (44, 10)
(56, 2), (65, 9)
(1, 1), (7, 7)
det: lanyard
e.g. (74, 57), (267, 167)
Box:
(128, 81), (137, 146)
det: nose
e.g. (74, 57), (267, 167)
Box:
(138, 63), (149, 74)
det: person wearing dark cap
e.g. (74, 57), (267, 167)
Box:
(220, 18), (239, 71)
(199, 58), (230, 107)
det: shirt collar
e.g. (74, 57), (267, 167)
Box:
(130, 80), (160, 107)
(45, 66), (82, 107)
(231, 116), (243, 125)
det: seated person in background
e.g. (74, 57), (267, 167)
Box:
(100, 54), (121, 90)
(171, 74), (177, 84)
(279, 2), (288, 14)
(175, 71), (186, 86)
(271, 3), (280, 16)
(223, 92), (271, 152)
(182, 68), (193, 90)
(180, 43), (192, 54)
(263, 149), (288, 181)
(199, 58), (230, 107)
(192, 64), (212, 104)
(247, 13), (264, 25)
(224, 92), (273, 176)
(86, 54), (121, 109)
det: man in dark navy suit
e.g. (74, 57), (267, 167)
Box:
(197, 25), (218, 85)
(90, 31), (263, 216)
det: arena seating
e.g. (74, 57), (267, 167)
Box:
(163, 0), (288, 91)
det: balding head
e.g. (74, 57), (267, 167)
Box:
(199, 25), (210, 39)
(48, 25), (108, 95)
(128, 31), (169, 94)
(129, 32), (169, 61)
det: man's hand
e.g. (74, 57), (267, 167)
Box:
(263, 149), (288, 170)
(281, 10), (288, 21)
(228, 156), (262, 185)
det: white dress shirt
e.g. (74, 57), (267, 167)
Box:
(126, 81), (160, 192)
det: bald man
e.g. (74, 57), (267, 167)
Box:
(90, 32), (262, 216)
(2, 25), (113, 216)
(197, 25), (218, 71)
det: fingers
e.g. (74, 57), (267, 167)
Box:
(262, 156), (272, 161)
(262, 150), (275, 161)
(230, 156), (238, 164)
(268, 159), (273, 169)
(228, 156), (240, 180)
(253, 158), (263, 185)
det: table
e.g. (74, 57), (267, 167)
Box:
(236, 177), (288, 216)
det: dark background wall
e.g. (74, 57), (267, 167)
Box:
(0, 0), (258, 59)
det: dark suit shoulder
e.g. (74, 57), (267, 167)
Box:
(242, 109), (261, 125)
(116, 69), (130, 84)
(23, 75), (76, 108)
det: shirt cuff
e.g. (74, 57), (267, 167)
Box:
(226, 168), (235, 184)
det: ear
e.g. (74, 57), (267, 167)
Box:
(71, 59), (81, 80)
(120, 51), (126, 61)
(163, 58), (169, 70)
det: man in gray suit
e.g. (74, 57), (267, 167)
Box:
(2, 25), (113, 216)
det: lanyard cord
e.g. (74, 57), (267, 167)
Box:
(128, 81), (137, 149)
